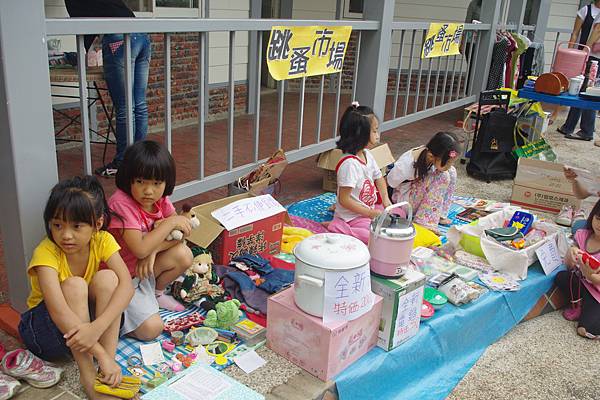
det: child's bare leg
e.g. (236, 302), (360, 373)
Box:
(128, 313), (163, 341)
(153, 243), (193, 290)
(60, 277), (98, 398)
(89, 270), (120, 358)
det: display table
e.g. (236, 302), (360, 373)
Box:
(335, 264), (561, 400)
(517, 87), (600, 111)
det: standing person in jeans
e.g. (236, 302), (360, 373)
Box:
(65, 0), (151, 177)
(557, 1), (600, 142)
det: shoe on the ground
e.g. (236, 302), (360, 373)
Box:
(565, 130), (593, 141)
(94, 160), (119, 178)
(563, 306), (582, 321)
(556, 205), (574, 227)
(557, 126), (571, 135)
(1, 349), (62, 389)
(0, 372), (20, 400)
(572, 208), (586, 223)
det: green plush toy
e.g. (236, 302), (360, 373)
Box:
(203, 299), (242, 330)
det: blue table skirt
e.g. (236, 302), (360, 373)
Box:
(518, 88), (600, 110)
(335, 264), (562, 400)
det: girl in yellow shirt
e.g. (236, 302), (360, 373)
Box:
(18, 176), (134, 399)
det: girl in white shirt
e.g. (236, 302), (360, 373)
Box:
(387, 132), (460, 234)
(327, 102), (392, 244)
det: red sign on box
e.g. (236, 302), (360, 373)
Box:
(187, 193), (289, 265)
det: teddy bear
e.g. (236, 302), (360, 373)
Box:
(170, 251), (224, 305)
(203, 299), (242, 330)
(157, 203), (200, 241)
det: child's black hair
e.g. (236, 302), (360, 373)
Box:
(414, 131), (461, 180)
(586, 199), (600, 230)
(43, 175), (110, 241)
(336, 104), (376, 155)
(115, 140), (176, 196)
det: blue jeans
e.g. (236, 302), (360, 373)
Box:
(102, 33), (151, 163)
(19, 302), (70, 361)
(560, 107), (596, 139)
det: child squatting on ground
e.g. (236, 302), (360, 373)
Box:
(555, 199), (600, 340)
(386, 131), (461, 235)
(108, 140), (193, 341)
(18, 176), (135, 399)
(327, 102), (392, 244)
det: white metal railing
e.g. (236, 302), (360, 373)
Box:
(46, 18), (379, 201)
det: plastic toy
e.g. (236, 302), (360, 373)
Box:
(161, 339), (176, 352)
(164, 312), (205, 332)
(204, 299), (242, 330)
(582, 252), (600, 270)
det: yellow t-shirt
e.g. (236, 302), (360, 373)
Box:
(26, 230), (121, 309)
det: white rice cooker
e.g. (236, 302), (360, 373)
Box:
(293, 233), (371, 317)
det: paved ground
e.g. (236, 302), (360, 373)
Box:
(3, 106), (600, 399)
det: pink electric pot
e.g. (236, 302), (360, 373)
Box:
(368, 202), (416, 278)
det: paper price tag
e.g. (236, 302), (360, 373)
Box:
(535, 239), (562, 275)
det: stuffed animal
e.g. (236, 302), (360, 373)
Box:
(163, 204), (200, 241)
(171, 252), (224, 304)
(203, 299), (242, 330)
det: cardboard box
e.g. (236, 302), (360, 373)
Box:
(267, 286), (382, 381)
(511, 158), (581, 214)
(316, 143), (396, 192)
(370, 269), (425, 351)
(187, 194), (291, 265)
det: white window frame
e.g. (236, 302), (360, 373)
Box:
(132, 0), (204, 18)
(342, 0), (363, 20)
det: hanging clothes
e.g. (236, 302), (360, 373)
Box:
(503, 32), (517, 87)
(507, 33), (530, 89)
(486, 34), (510, 90)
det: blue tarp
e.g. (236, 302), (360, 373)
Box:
(335, 265), (562, 400)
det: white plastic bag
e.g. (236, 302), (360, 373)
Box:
(447, 209), (568, 280)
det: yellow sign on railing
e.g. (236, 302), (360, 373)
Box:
(266, 26), (352, 81)
(421, 23), (464, 58)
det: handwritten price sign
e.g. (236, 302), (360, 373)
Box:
(323, 264), (373, 324)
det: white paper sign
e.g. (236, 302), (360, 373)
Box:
(211, 194), (286, 231)
(170, 367), (231, 400)
(393, 286), (423, 347)
(323, 264), (373, 324)
(535, 239), (563, 275)
(233, 350), (267, 374)
(139, 342), (165, 366)
(570, 166), (600, 195)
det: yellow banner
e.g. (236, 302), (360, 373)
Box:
(421, 23), (464, 58)
(266, 26), (352, 81)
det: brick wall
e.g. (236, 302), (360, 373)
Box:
(56, 33), (249, 141)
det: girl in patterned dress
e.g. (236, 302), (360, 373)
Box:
(387, 132), (461, 234)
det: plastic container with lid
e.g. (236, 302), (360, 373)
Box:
(423, 287), (448, 310)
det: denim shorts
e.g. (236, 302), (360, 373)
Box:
(19, 302), (70, 361)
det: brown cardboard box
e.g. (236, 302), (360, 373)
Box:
(316, 143), (396, 192)
(510, 158), (581, 214)
(187, 193), (292, 265)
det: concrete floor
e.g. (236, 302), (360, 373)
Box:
(4, 107), (600, 399)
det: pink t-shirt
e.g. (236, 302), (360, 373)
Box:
(108, 189), (176, 277)
(574, 229), (600, 304)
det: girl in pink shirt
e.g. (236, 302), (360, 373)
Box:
(556, 199), (600, 339)
(327, 102), (392, 244)
(108, 140), (193, 341)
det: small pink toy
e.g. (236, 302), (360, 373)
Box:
(161, 340), (176, 353)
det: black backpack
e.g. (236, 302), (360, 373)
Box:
(466, 91), (521, 182)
